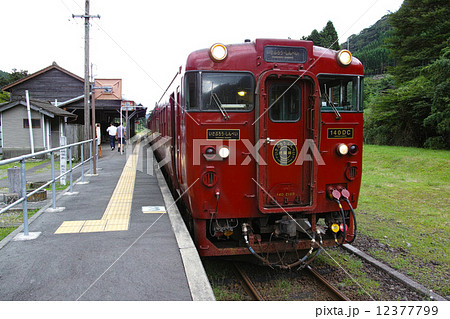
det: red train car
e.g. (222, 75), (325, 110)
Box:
(149, 39), (363, 268)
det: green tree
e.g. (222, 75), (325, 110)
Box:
(422, 44), (450, 148)
(0, 68), (28, 103)
(0, 70), (10, 88)
(8, 69), (29, 84)
(346, 15), (396, 75)
(366, 76), (433, 147)
(303, 21), (340, 50)
(387, 0), (450, 83)
(309, 29), (322, 45)
(365, 0), (450, 149)
(0, 91), (10, 103)
(321, 21), (340, 50)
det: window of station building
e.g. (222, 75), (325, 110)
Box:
(23, 119), (41, 128)
(201, 72), (254, 111)
(268, 83), (301, 122)
(318, 75), (362, 112)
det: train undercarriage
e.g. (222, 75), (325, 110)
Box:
(195, 210), (356, 269)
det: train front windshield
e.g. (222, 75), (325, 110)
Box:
(185, 71), (255, 112)
(318, 75), (364, 112)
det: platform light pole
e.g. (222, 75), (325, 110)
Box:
(73, 0), (100, 155)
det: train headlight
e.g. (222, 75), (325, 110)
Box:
(336, 49), (352, 66)
(210, 43), (228, 62)
(336, 143), (349, 156)
(218, 146), (230, 159)
(349, 144), (359, 155)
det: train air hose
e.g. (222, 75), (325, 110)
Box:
(242, 223), (273, 267)
(341, 189), (358, 244)
(241, 223), (322, 270)
(331, 190), (346, 246)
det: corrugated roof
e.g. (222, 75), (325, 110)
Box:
(0, 98), (77, 118)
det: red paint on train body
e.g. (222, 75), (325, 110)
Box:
(149, 39), (363, 266)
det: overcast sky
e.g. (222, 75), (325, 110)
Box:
(1, 0), (403, 109)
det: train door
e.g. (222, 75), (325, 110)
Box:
(257, 73), (314, 212)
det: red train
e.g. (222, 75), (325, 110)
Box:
(149, 39), (363, 268)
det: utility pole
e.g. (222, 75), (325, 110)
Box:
(73, 0), (100, 158)
(91, 63), (112, 174)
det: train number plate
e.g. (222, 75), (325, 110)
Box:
(207, 129), (240, 140)
(327, 128), (354, 139)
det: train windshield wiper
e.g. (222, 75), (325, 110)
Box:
(211, 93), (230, 120)
(322, 89), (341, 120)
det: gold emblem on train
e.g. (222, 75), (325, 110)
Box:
(272, 139), (298, 166)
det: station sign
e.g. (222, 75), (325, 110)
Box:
(121, 100), (135, 111)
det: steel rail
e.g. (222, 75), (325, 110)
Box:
(307, 265), (351, 301)
(233, 263), (265, 301)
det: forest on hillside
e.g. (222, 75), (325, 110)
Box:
(363, 0), (449, 149)
(304, 0), (449, 149)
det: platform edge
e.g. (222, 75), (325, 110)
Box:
(153, 155), (216, 301)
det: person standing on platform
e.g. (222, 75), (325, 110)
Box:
(116, 123), (126, 153)
(106, 123), (117, 151)
(96, 123), (102, 157)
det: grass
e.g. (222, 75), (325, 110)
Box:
(203, 259), (248, 301)
(0, 159), (51, 180)
(0, 158), (73, 241)
(0, 226), (17, 241)
(44, 181), (70, 191)
(0, 209), (40, 241)
(316, 249), (383, 299)
(357, 144), (450, 296)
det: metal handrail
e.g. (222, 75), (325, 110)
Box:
(0, 138), (99, 236)
(0, 139), (92, 166)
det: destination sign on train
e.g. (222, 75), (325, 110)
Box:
(263, 46), (307, 63)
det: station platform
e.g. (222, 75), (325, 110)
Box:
(0, 136), (215, 301)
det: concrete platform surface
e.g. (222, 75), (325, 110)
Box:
(0, 138), (214, 301)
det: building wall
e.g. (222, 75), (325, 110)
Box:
(2, 106), (46, 157)
(9, 68), (83, 102)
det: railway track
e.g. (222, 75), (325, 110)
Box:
(306, 265), (350, 301)
(233, 262), (265, 301)
(232, 262), (349, 301)
(205, 243), (447, 301)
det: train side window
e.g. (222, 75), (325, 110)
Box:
(185, 72), (199, 110)
(268, 83), (301, 122)
(318, 75), (362, 112)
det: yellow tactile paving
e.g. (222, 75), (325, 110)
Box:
(84, 220), (108, 226)
(103, 215), (130, 221)
(80, 224), (107, 233)
(54, 143), (140, 234)
(60, 220), (87, 227)
(54, 220), (86, 234)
